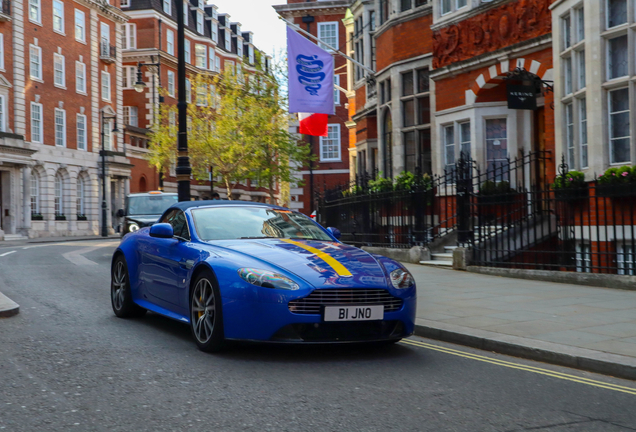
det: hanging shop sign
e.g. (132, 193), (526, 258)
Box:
(506, 82), (538, 110)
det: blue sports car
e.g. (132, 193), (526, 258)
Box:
(111, 201), (417, 352)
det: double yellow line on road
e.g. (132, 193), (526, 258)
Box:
(401, 338), (636, 396)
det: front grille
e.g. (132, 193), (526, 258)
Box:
(288, 289), (403, 315)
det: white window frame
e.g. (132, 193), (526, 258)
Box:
(184, 1), (189, 26)
(30, 172), (40, 215)
(54, 174), (64, 216)
(185, 40), (191, 64)
(122, 23), (136, 50)
(54, 53), (66, 88)
(196, 83), (207, 106)
(167, 30), (175, 55)
(443, 124), (455, 169)
(0, 95), (5, 132)
(185, 78), (191, 103)
(29, 0), (41, 25)
(167, 71), (175, 97)
(76, 176), (85, 215)
(565, 102), (574, 168)
(617, 243), (635, 276)
(607, 34), (628, 81)
(122, 66), (136, 89)
(53, 0), (65, 34)
(101, 70), (111, 101)
(77, 113), (87, 151)
(319, 124), (341, 162)
(31, 102), (42, 143)
(608, 87), (630, 165)
(606, 0), (628, 30)
(120, 0), (130, 7)
(195, 44), (207, 69)
(580, 98), (588, 169)
(212, 22), (218, 43)
(317, 22), (338, 51)
(208, 48), (215, 70)
(334, 74), (340, 105)
(54, 108), (66, 147)
(197, 11), (204, 34)
(215, 56), (221, 72)
(163, 0), (171, 15)
(29, 44), (42, 81)
(75, 9), (85, 43)
(123, 106), (138, 127)
(76, 61), (86, 94)
(225, 29), (231, 51)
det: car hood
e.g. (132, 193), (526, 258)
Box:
(127, 215), (160, 225)
(210, 238), (390, 289)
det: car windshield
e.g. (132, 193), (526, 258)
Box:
(191, 206), (333, 242)
(127, 195), (178, 216)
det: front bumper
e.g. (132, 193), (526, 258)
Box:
(221, 287), (416, 343)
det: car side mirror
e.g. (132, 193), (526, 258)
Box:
(327, 227), (341, 240)
(149, 223), (174, 239)
(117, 209), (125, 218)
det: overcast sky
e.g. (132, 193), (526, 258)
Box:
(210, 0), (288, 58)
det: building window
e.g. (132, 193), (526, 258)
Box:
(224, 60), (235, 73)
(575, 243), (592, 273)
(608, 88), (630, 164)
(167, 71), (175, 97)
(196, 84), (207, 106)
(459, 122), (470, 158)
(565, 103), (575, 168)
(580, 98), (588, 168)
(441, 0), (465, 15)
(209, 48), (215, 70)
(120, 0), (129, 7)
(576, 7), (585, 42)
(77, 113), (86, 150)
(30, 172), (40, 214)
(75, 10), (85, 42)
(212, 22), (218, 43)
(577, 50), (586, 90)
(53, 0), (64, 33)
(320, 125), (341, 161)
(101, 71), (111, 101)
(163, 0), (171, 15)
(400, 0), (412, 12)
(54, 54), (65, 88)
(334, 75), (340, 105)
(318, 22), (338, 51)
(443, 124), (455, 171)
(485, 118), (508, 180)
(404, 131), (416, 173)
(607, 0), (627, 29)
(76, 61), (86, 93)
(383, 110), (393, 178)
(30, 45), (42, 80)
(608, 35), (628, 80)
(123, 106), (138, 127)
(184, 1), (189, 26)
(185, 78), (192, 103)
(195, 44), (207, 68)
(76, 177), (85, 216)
(55, 108), (66, 147)
(122, 23), (136, 49)
(0, 33), (4, 70)
(185, 40), (191, 64)
(103, 119), (114, 150)
(0, 95), (5, 132)
(562, 14), (571, 50)
(215, 56), (221, 72)
(31, 103), (42, 143)
(167, 30), (174, 55)
(122, 66), (135, 89)
(55, 174), (64, 216)
(197, 12), (204, 34)
(237, 39), (243, 58)
(29, 0), (41, 24)
(563, 57), (572, 95)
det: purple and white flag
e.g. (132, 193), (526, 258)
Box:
(287, 26), (334, 115)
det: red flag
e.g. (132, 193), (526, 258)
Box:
(298, 113), (328, 137)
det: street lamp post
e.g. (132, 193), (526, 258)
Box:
(176, 0), (191, 202)
(100, 111), (119, 238)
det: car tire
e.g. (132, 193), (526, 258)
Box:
(190, 271), (225, 353)
(111, 255), (147, 318)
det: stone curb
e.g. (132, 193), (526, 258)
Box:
(0, 292), (19, 318)
(413, 319), (636, 381)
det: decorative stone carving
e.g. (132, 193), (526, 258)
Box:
(433, 0), (551, 69)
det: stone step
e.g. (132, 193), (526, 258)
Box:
(3, 234), (27, 241)
(444, 246), (458, 252)
(419, 260), (453, 267)
(432, 253), (453, 260)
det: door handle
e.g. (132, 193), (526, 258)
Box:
(180, 259), (195, 269)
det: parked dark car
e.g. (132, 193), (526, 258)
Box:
(117, 192), (178, 236)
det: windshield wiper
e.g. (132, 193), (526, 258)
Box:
(239, 236), (278, 239)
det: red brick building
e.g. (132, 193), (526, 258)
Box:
(274, 0), (351, 215)
(121, 0), (273, 202)
(0, 0), (128, 239)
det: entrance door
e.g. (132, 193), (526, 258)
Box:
(485, 118), (508, 181)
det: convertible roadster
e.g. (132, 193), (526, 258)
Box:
(111, 201), (417, 352)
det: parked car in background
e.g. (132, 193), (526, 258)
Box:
(117, 192), (179, 236)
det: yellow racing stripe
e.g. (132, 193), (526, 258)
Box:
(281, 239), (353, 277)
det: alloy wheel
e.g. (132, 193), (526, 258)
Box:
(112, 261), (126, 311)
(191, 278), (216, 344)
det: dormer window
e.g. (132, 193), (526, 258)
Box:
(184, 1), (189, 26)
(225, 29), (231, 51)
(197, 11), (204, 33)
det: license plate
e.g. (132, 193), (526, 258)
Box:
(323, 305), (384, 322)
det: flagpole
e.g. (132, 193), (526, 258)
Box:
(278, 15), (375, 76)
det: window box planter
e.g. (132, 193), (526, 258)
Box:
(31, 214), (43, 221)
(595, 183), (636, 198)
(55, 214), (67, 221)
(77, 214), (88, 221)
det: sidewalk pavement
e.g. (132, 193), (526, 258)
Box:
(404, 263), (636, 380)
(0, 234), (121, 249)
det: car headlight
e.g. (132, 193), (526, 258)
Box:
(128, 223), (140, 233)
(390, 268), (415, 289)
(238, 268), (299, 290)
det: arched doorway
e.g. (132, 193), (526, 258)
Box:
(139, 176), (147, 193)
(383, 110), (393, 179)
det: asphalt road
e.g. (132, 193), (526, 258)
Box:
(1, 240), (636, 432)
